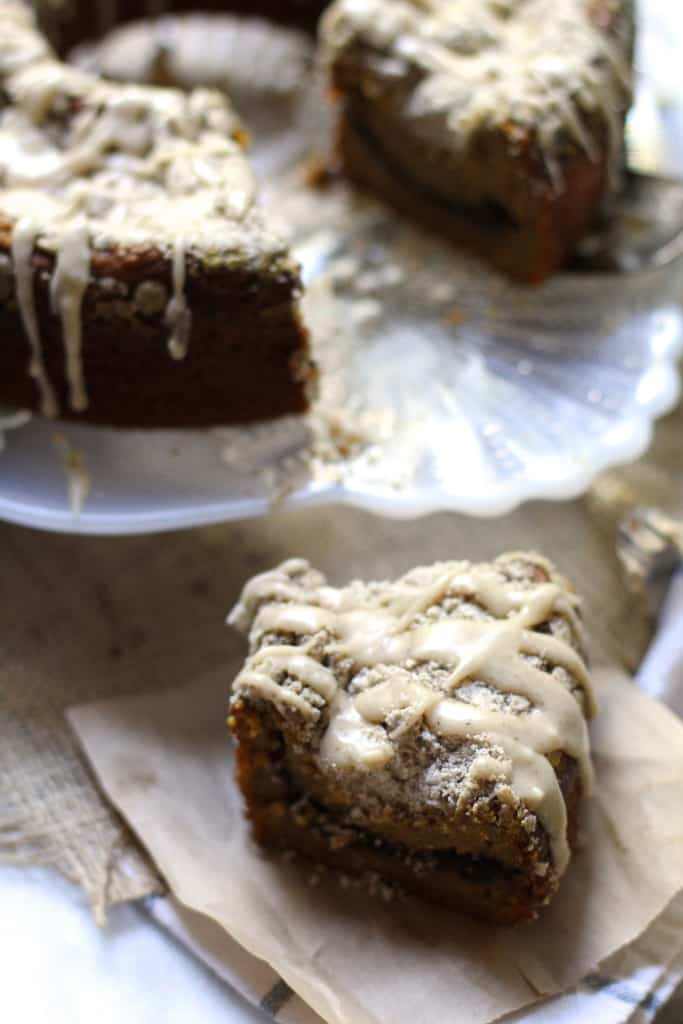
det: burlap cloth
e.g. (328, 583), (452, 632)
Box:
(1, 399), (682, 920)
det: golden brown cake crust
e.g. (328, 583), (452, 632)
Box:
(228, 553), (595, 924)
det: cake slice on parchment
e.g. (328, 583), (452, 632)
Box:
(319, 0), (635, 283)
(228, 551), (595, 924)
(0, 0), (316, 427)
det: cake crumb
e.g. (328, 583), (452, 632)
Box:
(53, 434), (91, 518)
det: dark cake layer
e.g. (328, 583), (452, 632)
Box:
(0, 236), (315, 427)
(231, 697), (583, 925)
(336, 101), (610, 284)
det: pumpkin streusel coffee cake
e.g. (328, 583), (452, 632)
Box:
(228, 552), (595, 924)
(320, 0), (635, 283)
(0, 0), (317, 427)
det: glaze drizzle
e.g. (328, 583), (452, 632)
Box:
(230, 554), (595, 875)
(0, 0), (279, 415)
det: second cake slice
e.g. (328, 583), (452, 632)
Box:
(320, 0), (634, 283)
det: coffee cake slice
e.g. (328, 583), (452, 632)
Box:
(0, 0), (316, 427)
(228, 552), (595, 924)
(320, 0), (634, 283)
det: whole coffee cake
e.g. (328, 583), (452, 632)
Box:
(228, 552), (595, 924)
(0, 0), (317, 427)
(320, 0), (635, 283)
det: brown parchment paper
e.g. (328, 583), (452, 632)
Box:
(69, 665), (683, 1024)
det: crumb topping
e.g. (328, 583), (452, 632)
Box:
(229, 552), (594, 876)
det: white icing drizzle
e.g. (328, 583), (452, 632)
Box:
(321, 0), (633, 192)
(321, 691), (395, 769)
(247, 644), (338, 702)
(50, 221), (90, 411)
(231, 554), (594, 874)
(10, 217), (58, 417)
(165, 238), (191, 361)
(0, 0), (278, 416)
(228, 558), (315, 631)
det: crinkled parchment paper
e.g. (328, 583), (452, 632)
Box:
(69, 666), (683, 1024)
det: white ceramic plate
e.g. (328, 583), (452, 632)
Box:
(1, 14), (682, 535)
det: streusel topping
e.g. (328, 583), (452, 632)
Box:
(230, 553), (594, 875)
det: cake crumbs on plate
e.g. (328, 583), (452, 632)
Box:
(53, 433), (91, 518)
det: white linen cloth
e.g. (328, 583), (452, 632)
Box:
(2, 570), (683, 1024)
